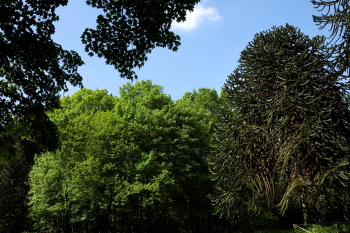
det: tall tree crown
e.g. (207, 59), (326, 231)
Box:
(212, 24), (350, 226)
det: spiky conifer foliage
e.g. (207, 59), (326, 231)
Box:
(312, 0), (350, 74)
(212, 24), (350, 226)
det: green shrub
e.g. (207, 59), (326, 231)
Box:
(308, 224), (337, 233)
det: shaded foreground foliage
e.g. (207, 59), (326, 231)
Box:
(1, 0), (84, 164)
(1, 0), (200, 164)
(0, 141), (36, 232)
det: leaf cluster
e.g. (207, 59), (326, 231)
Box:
(82, 0), (200, 79)
(0, 0), (84, 160)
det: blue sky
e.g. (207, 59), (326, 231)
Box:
(53, 0), (328, 100)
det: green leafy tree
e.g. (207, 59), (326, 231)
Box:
(2, 1), (201, 230)
(176, 88), (225, 118)
(312, 0), (350, 74)
(1, 0), (200, 163)
(212, 24), (350, 228)
(29, 81), (219, 232)
(28, 89), (117, 232)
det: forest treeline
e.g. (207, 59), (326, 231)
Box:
(1, 0), (350, 233)
(28, 82), (224, 233)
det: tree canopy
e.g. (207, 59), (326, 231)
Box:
(0, 0), (199, 163)
(82, 0), (200, 79)
(211, 24), (350, 227)
(29, 81), (221, 232)
(0, 0), (84, 161)
(5, 1), (350, 231)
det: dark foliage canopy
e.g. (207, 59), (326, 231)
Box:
(0, 0), (199, 162)
(0, 0), (84, 159)
(0, 141), (37, 232)
(82, 0), (200, 79)
(212, 24), (350, 226)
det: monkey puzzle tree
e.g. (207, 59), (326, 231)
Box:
(212, 24), (350, 227)
(312, 0), (350, 74)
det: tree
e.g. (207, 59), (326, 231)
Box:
(312, 0), (350, 74)
(0, 141), (37, 232)
(176, 88), (225, 118)
(1, 0), (84, 163)
(1, 0), (200, 163)
(211, 24), (350, 227)
(82, 0), (200, 79)
(29, 81), (218, 232)
(2, 1), (201, 230)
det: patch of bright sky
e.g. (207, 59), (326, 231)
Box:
(53, 0), (328, 100)
(172, 0), (222, 31)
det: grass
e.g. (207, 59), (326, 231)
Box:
(253, 223), (350, 233)
(294, 223), (350, 233)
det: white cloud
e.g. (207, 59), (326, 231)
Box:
(172, 3), (222, 32)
